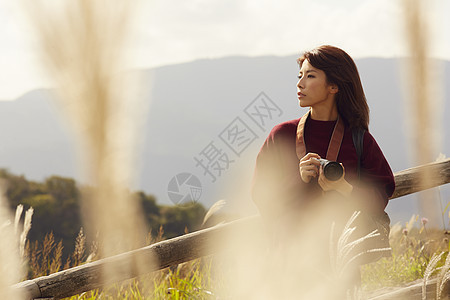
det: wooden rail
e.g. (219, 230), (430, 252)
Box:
(12, 158), (450, 299)
(390, 158), (450, 199)
(13, 216), (263, 299)
(367, 278), (444, 300)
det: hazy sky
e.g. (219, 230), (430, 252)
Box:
(1, 0), (448, 100)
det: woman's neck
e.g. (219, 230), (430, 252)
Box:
(310, 105), (338, 121)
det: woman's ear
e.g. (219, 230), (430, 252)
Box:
(329, 84), (339, 94)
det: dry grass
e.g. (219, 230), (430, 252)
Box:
(330, 211), (391, 280)
(6, 1), (445, 299)
(401, 0), (444, 225)
(25, 0), (154, 286)
(11, 206), (450, 299)
(24, 230), (93, 279)
(0, 185), (26, 299)
(26, 232), (61, 278)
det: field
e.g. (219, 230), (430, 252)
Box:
(19, 214), (450, 300)
(8, 2), (446, 299)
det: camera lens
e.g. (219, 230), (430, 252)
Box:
(319, 160), (344, 181)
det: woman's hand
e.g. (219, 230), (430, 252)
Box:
(299, 153), (321, 183)
(318, 163), (353, 196)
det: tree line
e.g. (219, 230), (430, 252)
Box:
(0, 169), (206, 259)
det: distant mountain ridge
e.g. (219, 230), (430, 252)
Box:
(0, 55), (449, 224)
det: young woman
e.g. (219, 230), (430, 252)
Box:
(251, 45), (395, 291)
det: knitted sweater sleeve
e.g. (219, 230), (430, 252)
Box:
(352, 131), (395, 214)
(252, 122), (307, 219)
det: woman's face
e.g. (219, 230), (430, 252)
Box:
(296, 60), (337, 109)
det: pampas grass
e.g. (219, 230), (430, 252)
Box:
(330, 211), (391, 280)
(19, 206), (33, 259)
(401, 0), (444, 225)
(436, 252), (450, 300)
(401, 0), (434, 165)
(72, 227), (86, 267)
(25, 0), (154, 286)
(0, 183), (24, 299)
(14, 205), (23, 235)
(422, 252), (443, 300)
(201, 199), (226, 228)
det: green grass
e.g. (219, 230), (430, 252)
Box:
(362, 223), (450, 292)
(61, 259), (215, 300)
(22, 220), (450, 299)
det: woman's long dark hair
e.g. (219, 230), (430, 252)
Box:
(297, 45), (369, 130)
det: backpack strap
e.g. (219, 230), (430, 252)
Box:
(352, 127), (365, 180)
(352, 127), (392, 265)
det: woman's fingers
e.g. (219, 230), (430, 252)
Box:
(299, 154), (321, 168)
(300, 166), (318, 183)
(299, 152), (321, 183)
(318, 164), (352, 196)
(300, 152), (321, 163)
(299, 160), (320, 170)
(304, 169), (318, 178)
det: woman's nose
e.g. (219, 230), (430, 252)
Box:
(297, 78), (304, 89)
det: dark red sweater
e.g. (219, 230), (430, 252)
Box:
(252, 117), (395, 219)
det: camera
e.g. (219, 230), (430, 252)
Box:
(318, 159), (344, 181)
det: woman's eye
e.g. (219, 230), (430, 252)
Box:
(297, 74), (315, 79)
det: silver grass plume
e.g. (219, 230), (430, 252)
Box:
(422, 252), (443, 300)
(13, 205), (23, 236)
(401, 0), (443, 225)
(0, 183), (24, 299)
(436, 252), (450, 300)
(330, 211), (391, 278)
(202, 199), (226, 228)
(19, 207), (33, 259)
(26, 0), (154, 284)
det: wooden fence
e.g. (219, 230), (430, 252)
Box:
(12, 158), (450, 299)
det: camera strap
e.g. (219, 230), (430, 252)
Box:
(296, 110), (345, 161)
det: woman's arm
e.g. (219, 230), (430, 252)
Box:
(252, 122), (309, 219)
(353, 131), (395, 214)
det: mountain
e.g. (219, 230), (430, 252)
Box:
(0, 56), (449, 225)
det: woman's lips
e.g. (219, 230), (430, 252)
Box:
(298, 92), (306, 98)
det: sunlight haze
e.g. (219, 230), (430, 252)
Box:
(0, 0), (448, 100)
